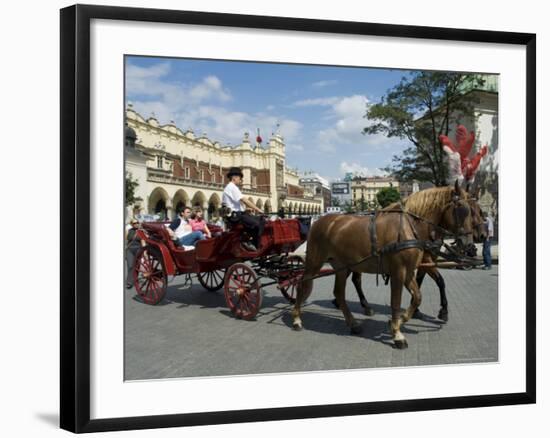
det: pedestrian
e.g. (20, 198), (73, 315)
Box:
(125, 218), (143, 288)
(222, 166), (264, 252)
(482, 210), (494, 270)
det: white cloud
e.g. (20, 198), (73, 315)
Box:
(291, 96), (341, 107)
(318, 143), (337, 153)
(277, 119), (302, 140)
(189, 75), (231, 102)
(159, 105), (304, 147)
(127, 62), (170, 80)
(286, 143), (304, 152)
(339, 161), (387, 177)
(310, 94), (406, 153)
(312, 80), (338, 88)
(315, 95), (368, 150)
(126, 62), (231, 116)
(126, 62), (305, 147)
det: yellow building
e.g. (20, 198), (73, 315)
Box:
(351, 176), (399, 209)
(125, 105), (323, 220)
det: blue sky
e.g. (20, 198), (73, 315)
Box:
(125, 56), (412, 181)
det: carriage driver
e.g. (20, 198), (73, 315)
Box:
(222, 167), (264, 252)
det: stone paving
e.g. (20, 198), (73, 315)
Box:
(124, 263), (498, 381)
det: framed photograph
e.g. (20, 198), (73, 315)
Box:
(60, 4), (536, 433)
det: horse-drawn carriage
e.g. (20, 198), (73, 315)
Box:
(132, 216), (310, 320)
(131, 182), (484, 349)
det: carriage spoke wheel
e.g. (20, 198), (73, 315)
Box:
(198, 269), (226, 292)
(279, 255), (304, 304)
(224, 263), (262, 320)
(133, 247), (167, 305)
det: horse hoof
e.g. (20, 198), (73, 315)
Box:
(412, 309), (423, 320)
(364, 307), (375, 316)
(394, 339), (408, 349)
(332, 298), (340, 309)
(438, 311), (449, 322)
(350, 325), (362, 335)
(292, 323), (303, 331)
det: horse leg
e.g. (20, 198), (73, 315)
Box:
(413, 267), (448, 321)
(412, 269), (426, 319)
(389, 266), (408, 349)
(332, 272), (374, 316)
(352, 272), (375, 316)
(331, 271), (350, 309)
(333, 269), (362, 335)
(430, 269), (448, 321)
(292, 257), (323, 331)
(401, 273), (422, 325)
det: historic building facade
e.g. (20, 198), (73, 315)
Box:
(351, 176), (400, 209)
(298, 172), (331, 213)
(125, 105), (324, 220)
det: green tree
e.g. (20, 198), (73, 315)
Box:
(125, 171), (142, 207)
(376, 187), (401, 208)
(363, 72), (485, 186)
(342, 200), (354, 213)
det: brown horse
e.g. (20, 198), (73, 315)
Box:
(291, 181), (474, 349)
(342, 187), (484, 322)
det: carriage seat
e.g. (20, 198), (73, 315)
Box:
(144, 223), (195, 252)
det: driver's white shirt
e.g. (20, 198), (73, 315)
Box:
(222, 182), (244, 212)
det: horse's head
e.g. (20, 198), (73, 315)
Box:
(439, 180), (474, 246)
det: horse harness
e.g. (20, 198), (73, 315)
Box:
(367, 206), (435, 285)
(299, 198), (476, 286)
(239, 197), (478, 289)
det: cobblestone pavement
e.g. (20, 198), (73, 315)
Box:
(124, 265), (498, 380)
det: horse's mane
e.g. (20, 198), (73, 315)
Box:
(384, 186), (455, 218)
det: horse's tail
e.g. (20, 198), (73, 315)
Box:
(296, 218), (327, 304)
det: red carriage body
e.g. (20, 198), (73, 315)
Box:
(132, 217), (307, 318)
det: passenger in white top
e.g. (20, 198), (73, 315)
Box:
(222, 167), (264, 252)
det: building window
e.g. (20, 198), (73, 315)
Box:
(200, 170), (204, 181)
(156, 156), (163, 169)
(185, 167), (190, 178)
(212, 173), (216, 183)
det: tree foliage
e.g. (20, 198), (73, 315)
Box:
(376, 187), (401, 208)
(125, 171), (142, 207)
(364, 72), (485, 186)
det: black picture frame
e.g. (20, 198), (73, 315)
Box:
(60, 4), (536, 433)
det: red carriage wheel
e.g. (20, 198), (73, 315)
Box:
(224, 263), (262, 320)
(133, 247), (167, 305)
(197, 269), (226, 292)
(279, 255), (305, 304)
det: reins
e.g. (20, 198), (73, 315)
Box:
(256, 202), (472, 289)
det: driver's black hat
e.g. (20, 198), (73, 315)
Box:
(226, 167), (244, 179)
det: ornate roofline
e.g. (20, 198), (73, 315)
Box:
(126, 105), (285, 156)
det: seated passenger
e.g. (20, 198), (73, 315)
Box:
(169, 206), (204, 247)
(189, 207), (212, 239)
